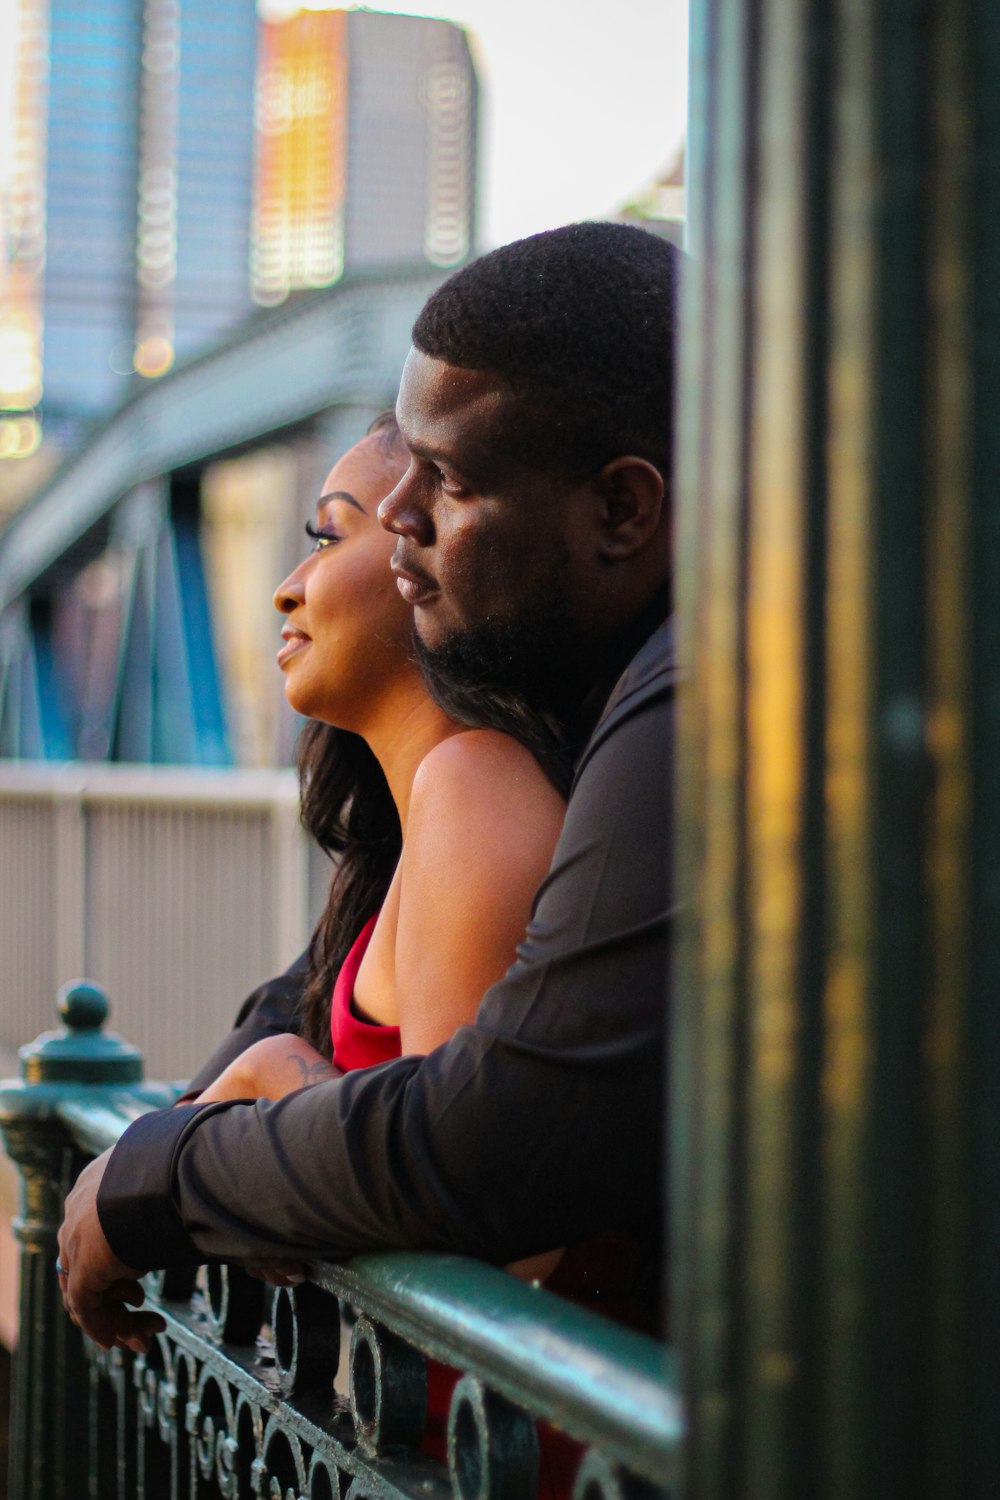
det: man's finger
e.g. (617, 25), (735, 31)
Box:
(244, 1259), (306, 1285)
(103, 1278), (148, 1307)
(71, 1297), (165, 1353)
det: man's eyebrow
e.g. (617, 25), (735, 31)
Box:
(396, 433), (442, 462)
(399, 433), (490, 474)
(317, 489), (367, 515)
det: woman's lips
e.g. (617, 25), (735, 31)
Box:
(277, 627), (310, 666)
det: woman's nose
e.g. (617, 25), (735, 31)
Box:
(273, 565), (306, 615)
(377, 469), (434, 544)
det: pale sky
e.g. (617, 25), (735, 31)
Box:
(262, 0), (689, 248)
(0, 0), (689, 252)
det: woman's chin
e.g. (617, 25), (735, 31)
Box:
(284, 682), (347, 730)
(283, 681), (317, 719)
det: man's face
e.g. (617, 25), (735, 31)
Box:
(379, 350), (595, 674)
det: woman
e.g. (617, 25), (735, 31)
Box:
(183, 414), (590, 1496)
(193, 413), (566, 1124)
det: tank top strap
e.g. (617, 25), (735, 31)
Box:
(331, 912), (402, 1071)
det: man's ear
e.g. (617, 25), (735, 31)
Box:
(594, 456), (666, 560)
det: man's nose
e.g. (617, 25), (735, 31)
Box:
(377, 470), (434, 544)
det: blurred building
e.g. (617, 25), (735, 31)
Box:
(0, 266), (445, 766)
(615, 145), (685, 248)
(0, 0), (260, 466)
(0, 2), (477, 516)
(253, 9), (476, 304)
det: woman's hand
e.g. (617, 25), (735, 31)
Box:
(194, 1033), (340, 1104)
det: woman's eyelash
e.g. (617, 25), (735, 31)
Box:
(305, 520), (340, 550)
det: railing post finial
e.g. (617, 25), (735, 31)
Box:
(0, 982), (145, 1498)
(18, 979), (143, 1086)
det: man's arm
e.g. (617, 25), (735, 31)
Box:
(93, 673), (673, 1272)
(78, 663), (672, 1309)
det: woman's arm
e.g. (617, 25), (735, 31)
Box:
(192, 1033), (339, 1104)
(394, 729), (566, 1054)
(175, 956), (310, 1103)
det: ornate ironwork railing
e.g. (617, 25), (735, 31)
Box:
(0, 985), (679, 1500)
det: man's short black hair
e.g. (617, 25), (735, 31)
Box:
(412, 221), (679, 480)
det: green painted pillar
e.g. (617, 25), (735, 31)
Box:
(0, 983), (147, 1500)
(673, 1), (1000, 1496)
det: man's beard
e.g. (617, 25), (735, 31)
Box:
(414, 570), (583, 716)
(411, 564), (585, 792)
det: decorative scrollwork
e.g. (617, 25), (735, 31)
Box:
(273, 1281), (341, 1397)
(135, 1355), (158, 1427)
(306, 1451), (343, 1500)
(215, 1427), (240, 1497)
(571, 1448), (666, 1500)
(194, 1260), (267, 1345)
(157, 1374), (178, 1443)
(446, 1374), (539, 1500)
(144, 1263), (198, 1304)
(261, 1419), (308, 1498)
(192, 1370), (239, 1494)
(107, 1343), (127, 1396)
(77, 1286), (668, 1500)
(197, 1412), (217, 1481)
(349, 1313), (428, 1457)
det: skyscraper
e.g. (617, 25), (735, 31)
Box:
(0, 0), (261, 486)
(0, 3), (477, 505)
(251, 8), (477, 304)
(144, 0), (261, 370)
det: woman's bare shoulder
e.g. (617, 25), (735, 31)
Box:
(412, 728), (565, 810)
(394, 730), (567, 1050)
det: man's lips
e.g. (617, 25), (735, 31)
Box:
(390, 554), (439, 606)
(277, 624), (311, 666)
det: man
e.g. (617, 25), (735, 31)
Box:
(58, 222), (680, 1352)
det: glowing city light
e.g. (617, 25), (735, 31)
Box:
(251, 9), (347, 305)
(0, 415), (41, 459)
(134, 337), (174, 378)
(0, 0), (48, 448)
(133, 0), (180, 376)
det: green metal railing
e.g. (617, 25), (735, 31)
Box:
(0, 986), (678, 1499)
(673, 0), (1000, 1497)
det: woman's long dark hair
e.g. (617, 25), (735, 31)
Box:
(297, 719), (401, 1055)
(295, 411), (574, 1054)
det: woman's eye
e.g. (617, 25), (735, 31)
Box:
(305, 520), (340, 551)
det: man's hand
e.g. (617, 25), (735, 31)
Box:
(57, 1149), (166, 1354)
(244, 1258), (307, 1287)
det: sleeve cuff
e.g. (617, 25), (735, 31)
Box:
(97, 1104), (210, 1270)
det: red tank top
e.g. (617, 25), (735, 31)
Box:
(329, 914), (578, 1498)
(330, 914), (398, 1069)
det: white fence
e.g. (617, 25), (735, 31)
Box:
(0, 763), (330, 1083)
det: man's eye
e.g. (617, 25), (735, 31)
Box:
(304, 521), (340, 551)
(435, 467), (469, 497)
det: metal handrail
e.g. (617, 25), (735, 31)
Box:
(57, 1091), (679, 1487)
(1, 989), (678, 1498)
(315, 1256), (681, 1479)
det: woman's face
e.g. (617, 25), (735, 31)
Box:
(274, 433), (412, 729)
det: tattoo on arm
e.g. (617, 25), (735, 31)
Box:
(285, 1051), (334, 1088)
